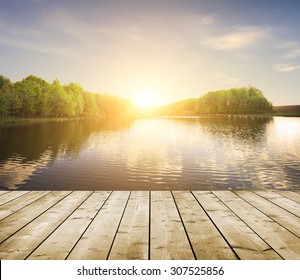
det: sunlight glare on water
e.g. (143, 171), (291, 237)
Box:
(0, 116), (299, 190)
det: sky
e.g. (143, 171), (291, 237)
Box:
(1, 0), (300, 106)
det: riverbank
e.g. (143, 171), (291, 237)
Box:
(0, 116), (76, 125)
(272, 112), (300, 117)
(0, 116), (134, 125)
(273, 105), (300, 117)
(1, 111), (300, 125)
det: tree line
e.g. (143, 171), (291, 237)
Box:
(1, 74), (273, 119)
(0, 75), (135, 118)
(159, 87), (273, 115)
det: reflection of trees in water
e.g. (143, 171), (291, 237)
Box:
(170, 115), (273, 143)
(1, 115), (298, 191)
(0, 118), (133, 163)
(0, 116), (272, 164)
(0, 150), (52, 190)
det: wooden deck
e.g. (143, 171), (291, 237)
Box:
(0, 190), (300, 260)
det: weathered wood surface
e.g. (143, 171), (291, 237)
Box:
(0, 190), (300, 260)
(150, 191), (194, 260)
(108, 191), (149, 260)
(67, 191), (130, 260)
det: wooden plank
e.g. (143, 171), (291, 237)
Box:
(173, 191), (237, 260)
(0, 191), (29, 206)
(254, 191), (300, 217)
(235, 191), (300, 238)
(214, 191), (300, 260)
(28, 191), (109, 260)
(109, 191), (149, 260)
(0, 191), (50, 220)
(0, 191), (93, 260)
(0, 191), (9, 196)
(0, 191), (71, 243)
(193, 191), (281, 260)
(150, 191), (194, 260)
(1, 190), (299, 260)
(67, 191), (130, 260)
(275, 191), (300, 204)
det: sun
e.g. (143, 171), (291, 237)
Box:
(134, 94), (154, 108)
(133, 89), (157, 109)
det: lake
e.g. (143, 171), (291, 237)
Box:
(0, 116), (299, 190)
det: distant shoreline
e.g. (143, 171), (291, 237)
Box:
(1, 111), (300, 125)
(272, 105), (300, 117)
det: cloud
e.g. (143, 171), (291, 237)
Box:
(215, 73), (239, 84)
(274, 63), (300, 73)
(8, 27), (42, 36)
(200, 14), (217, 25)
(203, 27), (266, 50)
(283, 48), (300, 59)
(0, 35), (79, 59)
(0, 5), (120, 60)
(276, 41), (300, 60)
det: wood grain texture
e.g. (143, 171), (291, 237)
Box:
(215, 191), (300, 259)
(150, 191), (194, 260)
(193, 191), (282, 260)
(235, 191), (300, 238)
(275, 191), (300, 204)
(67, 191), (130, 260)
(0, 191), (92, 260)
(0, 191), (50, 220)
(254, 191), (300, 217)
(28, 191), (109, 260)
(0, 190), (299, 260)
(0, 191), (29, 206)
(108, 191), (149, 260)
(0, 191), (71, 243)
(0, 191), (10, 196)
(173, 191), (237, 260)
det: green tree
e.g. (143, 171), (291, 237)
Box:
(0, 75), (13, 117)
(12, 76), (50, 117)
(64, 83), (84, 117)
(82, 92), (97, 118)
(195, 86), (272, 115)
(48, 80), (74, 117)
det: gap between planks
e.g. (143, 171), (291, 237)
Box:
(0, 190), (299, 260)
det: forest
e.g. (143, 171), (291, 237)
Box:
(159, 87), (273, 116)
(0, 74), (273, 119)
(0, 75), (135, 119)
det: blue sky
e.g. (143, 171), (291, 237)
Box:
(1, 0), (300, 105)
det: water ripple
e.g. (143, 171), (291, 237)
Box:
(0, 116), (300, 190)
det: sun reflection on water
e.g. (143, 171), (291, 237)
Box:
(0, 116), (299, 190)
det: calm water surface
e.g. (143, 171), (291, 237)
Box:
(0, 116), (299, 190)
